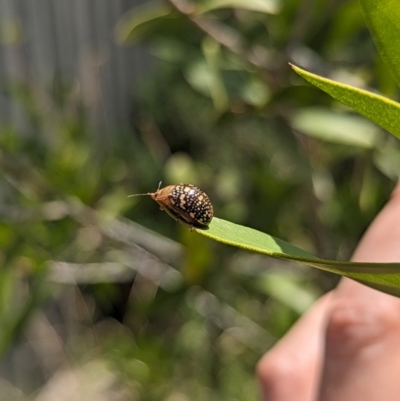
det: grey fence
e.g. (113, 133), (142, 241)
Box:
(0, 0), (152, 128)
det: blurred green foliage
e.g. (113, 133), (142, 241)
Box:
(0, 0), (399, 399)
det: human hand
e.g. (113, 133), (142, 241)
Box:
(257, 184), (400, 401)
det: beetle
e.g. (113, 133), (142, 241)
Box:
(128, 182), (213, 229)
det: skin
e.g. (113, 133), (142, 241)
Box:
(257, 183), (400, 401)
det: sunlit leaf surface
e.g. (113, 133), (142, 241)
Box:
(196, 218), (400, 297)
(291, 64), (400, 140)
(360, 0), (400, 87)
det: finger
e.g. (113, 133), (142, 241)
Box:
(351, 183), (400, 262)
(318, 184), (400, 401)
(257, 294), (331, 401)
(318, 281), (400, 401)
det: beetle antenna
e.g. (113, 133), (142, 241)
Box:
(127, 192), (150, 198)
(128, 181), (162, 198)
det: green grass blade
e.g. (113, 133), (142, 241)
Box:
(360, 0), (400, 87)
(291, 64), (400, 139)
(195, 217), (400, 297)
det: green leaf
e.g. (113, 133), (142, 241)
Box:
(197, 0), (280, 14)
(291, 64), (400, 140)
(258, 273), (320, 313)
(359, 0), (400, 87)
(374, 139), (400, 180)
(291, 107), (381, 148)
(115, 4), (175, 44)
(240, 78), (270, 107)
(195, 217), (400, 297)
(201, 37), (229, 112)
(184, 59), (217, 97)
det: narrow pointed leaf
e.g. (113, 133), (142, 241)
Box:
(195, 218), (400, 297)
(291, 64), (400, 140)
(359, 0), (400, 87)
(197, 0), (280, 14)
(291, 107), (381, 148)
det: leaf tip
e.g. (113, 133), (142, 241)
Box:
(288, 62), (300, 72)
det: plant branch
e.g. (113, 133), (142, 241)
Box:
(165, 0), (273, 72)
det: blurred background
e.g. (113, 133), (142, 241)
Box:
(0, 0), (399, 400)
